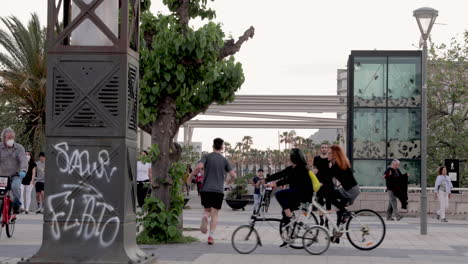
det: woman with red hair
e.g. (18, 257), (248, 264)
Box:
(327, 145), (360, 227)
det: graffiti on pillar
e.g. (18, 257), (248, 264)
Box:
(54, 142), (117, 182)
(48, 142), (120, 247)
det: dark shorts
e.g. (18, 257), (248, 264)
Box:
(35, 182), (44, 193)
(200, 192), (224, 210)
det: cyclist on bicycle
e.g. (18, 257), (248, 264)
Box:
(327, 145), (360, 226)
(0, 127), (28, 222)
(266, 148), (313, 224)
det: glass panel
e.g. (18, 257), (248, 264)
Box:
(70, 0), (118, 46)
(388, 57), (421, 107)
(353, 160), (387, 187)
(353, 57), (386, 107)
(387, 109), (421, 159)
(386, 160), (421, 186)
(353, 108), (386, 159)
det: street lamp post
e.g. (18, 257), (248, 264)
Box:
(22, 1), (156, 263)
(413, 7), (438, 236)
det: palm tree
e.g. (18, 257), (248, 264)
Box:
(242, 136), (253, 152)
(279, 131), (289, 150)
(0, 13), (46, 155)
(294, 136), (306, 148)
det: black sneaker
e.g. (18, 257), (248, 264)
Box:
(341, 211), (351, 223)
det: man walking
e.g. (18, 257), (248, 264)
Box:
(0, 127), (28, 221)
(188, 138), (236, 245)
(383, 159), (409, 221)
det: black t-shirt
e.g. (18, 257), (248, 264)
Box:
(22, 161), (37, 185)
(253, 176), (260, 194)
(313, 156), (333, 188)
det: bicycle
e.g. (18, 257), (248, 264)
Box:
(310, 192), (386, 250)
(0, 176), (15, 238)
(232, 189), (329, 255)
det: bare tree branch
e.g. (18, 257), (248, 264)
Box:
(219, 26), (255, 59)
(177, 105), (209, 131)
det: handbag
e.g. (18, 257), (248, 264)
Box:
(308, 170), (322, 192)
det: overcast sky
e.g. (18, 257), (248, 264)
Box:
(1, 1), (466, 151)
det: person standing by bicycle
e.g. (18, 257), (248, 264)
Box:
(327, 145), (360, 227)
(266, 148), (313, 225)
(252, 168), (264, 214)
(313, 142), (333, 227)
(0, 127), (28, 221)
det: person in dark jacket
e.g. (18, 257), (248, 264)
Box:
(383, 159), (409, 221)
(327, 145), (360, 225)
(313, 142), (333, 227)
(266, 148), (313, 223)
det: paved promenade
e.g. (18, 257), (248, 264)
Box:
(1, 191), (467, 264)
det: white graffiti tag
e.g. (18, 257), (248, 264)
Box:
(48, 182), (120, 247)
(54, 142), (117, 183)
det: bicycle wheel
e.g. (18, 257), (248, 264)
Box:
(6, 201), (14, 237)
(0, 199), (3, 238)
(346, 209), (386, 250)
(303, 225), (330, 255)
(279, 212), (319, 249)
(263, 194), (271, 213)
(231, 225), (260, 254)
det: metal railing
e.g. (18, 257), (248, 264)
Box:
(359, 186), (468, 192)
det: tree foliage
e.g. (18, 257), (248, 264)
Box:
(427, 30), (467, 186)
(138, 0), (254, 208)
(0, 13), (46, 155)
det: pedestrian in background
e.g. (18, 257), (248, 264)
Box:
(136, 151), (152, 208)
(383, 159), (408, 221)
(313, 142), (333, 227)
(195, 168), (204, 196)
(252, 168), (264, 214)
(21, 151), (36, 214)
(35, 152), (46, 214)
(183, 164), (192, 196)
(434, 166), (453, 222)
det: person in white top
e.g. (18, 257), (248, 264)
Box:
(137, 151), (152, 208)
(434, 166), (453, 222)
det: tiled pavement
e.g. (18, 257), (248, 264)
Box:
(1, 191), (467, 264)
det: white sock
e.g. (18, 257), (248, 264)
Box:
(209, 231), (214, 237)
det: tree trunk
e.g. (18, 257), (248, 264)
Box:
(151, 98), (178, 209)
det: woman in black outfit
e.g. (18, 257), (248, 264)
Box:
(327, 145), (360, 225)
(266, 148), (313, 222)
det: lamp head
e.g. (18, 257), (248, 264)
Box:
(413, 7), (438, 41)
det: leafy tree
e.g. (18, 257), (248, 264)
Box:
(0, 13), (46, 155)
(179, 144), (201, 166)
(427, 30), (467, 187)
(139, 0), (254, 207)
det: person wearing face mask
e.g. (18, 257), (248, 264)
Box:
(0, 127), (28, 221)
(20, 151), (36, 214)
